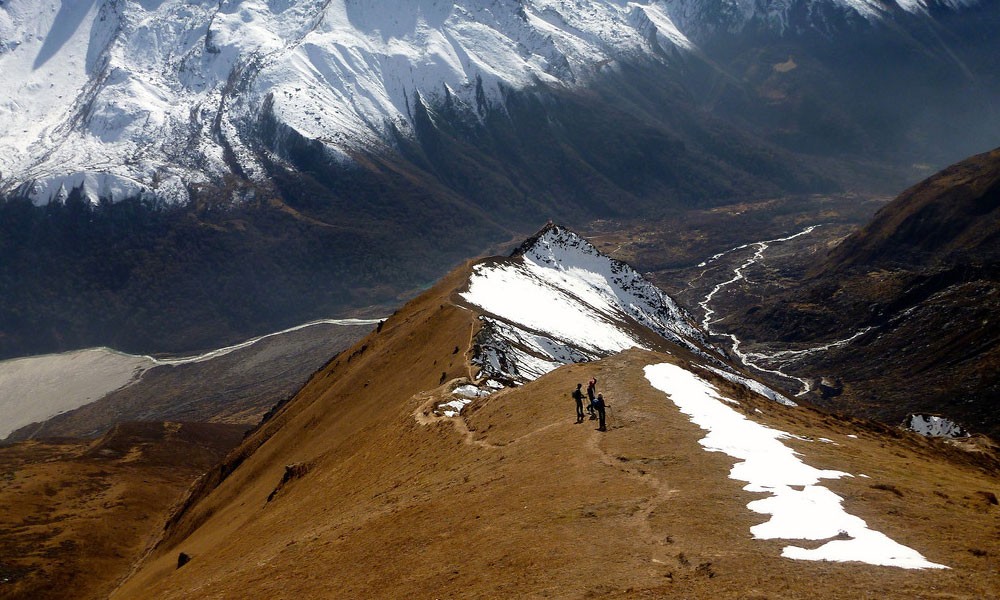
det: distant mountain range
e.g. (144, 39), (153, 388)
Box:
(1, 0), (992, 204)
(1, 0), (998, 359)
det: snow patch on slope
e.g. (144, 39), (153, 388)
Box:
(903, 414), (968, 438)
(697, 363), (796, 407)
(434, 383), (492, 417)
(644, 362), (947, 570)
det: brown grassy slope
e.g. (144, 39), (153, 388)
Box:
(820, 147), (1000, 271)
(113, 260), (482, 595)
(112, 261), (999, 598)
(0, 422), (246, 600)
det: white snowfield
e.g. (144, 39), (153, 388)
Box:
(644, 362), (948, 570)
(0, 0), (972, 204)
(460, 225), (718, 383)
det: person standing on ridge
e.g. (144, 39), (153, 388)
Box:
(594, 394), (607, 431)
(572, 383), (585, 423)
(586, 378), (597, 420)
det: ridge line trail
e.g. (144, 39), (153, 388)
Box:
(412, 380), (498, 449)
(464, 319), (477, 381)
(410, 361), (679, 556)
(411, 381), (564, 449)
(585, 374), (680, 558)
(449, 302), (480, 382)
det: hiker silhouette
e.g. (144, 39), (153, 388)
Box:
(586, 378), (597, 419)
(572, 383), (585, 423)
(594, 394), (607, 431)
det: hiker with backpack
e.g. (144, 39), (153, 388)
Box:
(594, 394), (607, 431)
(572, 383), (585, 423)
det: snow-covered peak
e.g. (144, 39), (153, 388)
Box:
(515, 224), (707, 346)
(0, 0), (981, 204)
(460, 224), (793, 405)
(0, 0), (694, 205)
(460, 224), (712, 381)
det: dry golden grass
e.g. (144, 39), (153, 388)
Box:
(110, 259), (999, 599)
(0, 422), (246, 600)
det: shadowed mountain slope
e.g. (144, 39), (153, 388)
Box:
(820, 147), (1000, 271)
(721, 148), (1000, 438)
(110, 228), (999, 599)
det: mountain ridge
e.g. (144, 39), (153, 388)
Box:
(108, 224), (1000, 599)
(819, 147), (1000, 271)
(1, 0), (994, 204)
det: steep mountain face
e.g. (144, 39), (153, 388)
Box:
(461, 225), (714, 381)
(720, 147), (1000, 438)
(0, 0), (697, 203)
(107, 226), (999, 599)
(1, 0), (998, 361)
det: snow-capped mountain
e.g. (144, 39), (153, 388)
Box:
(0, 0), (986, 204)
(460, 224), (713, 381)
(456, 224), (797, 409)
(0, 0), (697, 203)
